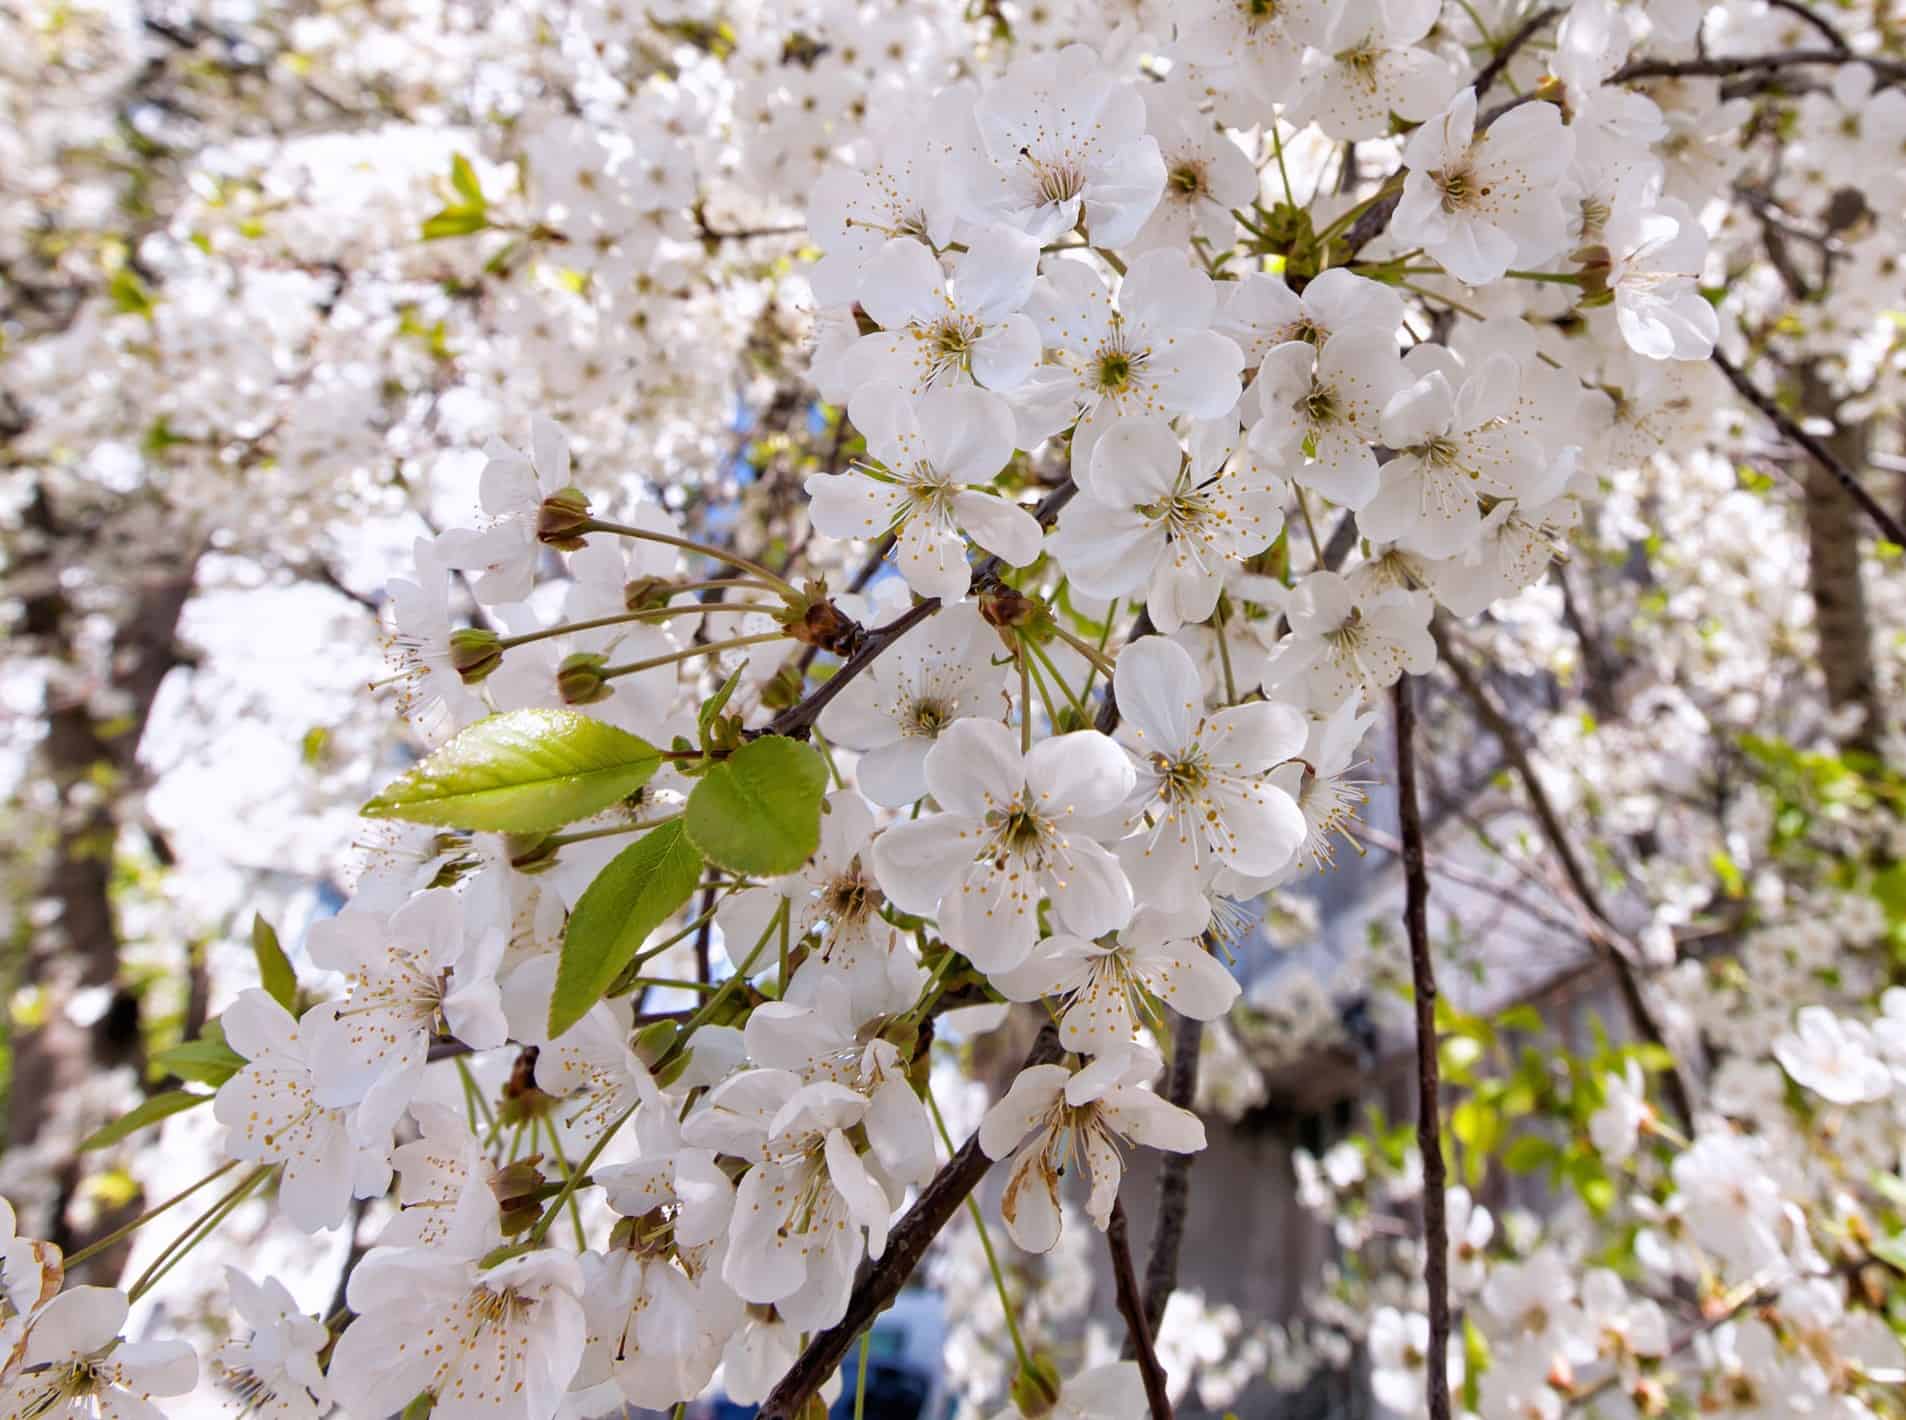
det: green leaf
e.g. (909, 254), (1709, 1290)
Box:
(1502, 1134), (1556, 1174)
(698, 665), (745, 739)
(1873, 1232), (1906, 1274)
(1494, 1004), (1545, 1035)
(685, 736), (828, 876)
(421, 206), (491, 240)
(362, 709), (661, 833)
(109, 267), (156, 319)
(151, 1022), (245, 1087)
(81, 1090), (211, 1151)
(450, 153), (486, 208)
(550, 821), (704, 1037)
(251, 913), (298, 1011)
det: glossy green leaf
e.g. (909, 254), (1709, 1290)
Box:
(450, 153), (485, 207)
(550, 821), (703, 1038)
(363, 709), (661, 833)
(421, 206), (490, 240)
(151, 1021), (245, 1088)
(251, 913), (298, 1011)
(81, 1090), (211, 1151)
(685, 735), (827, 876)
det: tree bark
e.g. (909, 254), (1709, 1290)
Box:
(1798, 367), (1883, 757)
(10, 486), (202, 1271)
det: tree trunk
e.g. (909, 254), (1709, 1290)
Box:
(9, 485), (201, 1274)
(1799, 367), (1883, 757)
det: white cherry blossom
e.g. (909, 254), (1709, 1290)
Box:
(1394, 87), (1575, 285)
(978, 1050), (1205, 1252)
(871, 720), (1136, 972)
(805, 383), (1039, 603)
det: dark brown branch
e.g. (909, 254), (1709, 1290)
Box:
(1392, 674), (1451, 1420)
(1136, 1017), (1203, 1341)
(768, 479), (1078, 739)
(1765, 0), (1852, 53)
(1473, 6), (1562, 98)
(1428, 621), (1697, 1132)
(1092, 607), (1156, 734)
(1613, 48), (1906, 85)
(1711, 349), (1906, 549)
(1108, 1198), (1174, 1420)
(756, 1025), (1063, 1420)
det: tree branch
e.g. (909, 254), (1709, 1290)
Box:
(768, 479), (1078, 738)
(1392, 674), (1451, 1420)
(1473, 6), (1563, 98)
(1612, 48), (1906, 85)
(1710, 349), (1906, 549)
(1765, 0), (1852, 54)
(1136, 1017), (1203, 1341)
(1108, 1197), (1173, 1420)
(756, 1025), (1063, 1420)
(1429, 621), (1697, 1132)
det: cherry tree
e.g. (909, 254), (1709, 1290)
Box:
(4, 2), (1906, 1419)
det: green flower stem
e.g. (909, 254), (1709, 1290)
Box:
(128, 1166), (272, 1303)
(1314, 174), (1406, 248)
(651, 898), (788, 1075)
(61, 1159), (238, 1271)
(543, 811), (685, 848)
(855, 1330), (872, 1420)
(600, 632), (786, 680)
(1026, 637), (1086, 718)
(499, 603), (784, 650)
(924, 1083), (1032, 1373)
(583, 519), (799, 596)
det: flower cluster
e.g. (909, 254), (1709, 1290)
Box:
(6, 1), (1906, 1419)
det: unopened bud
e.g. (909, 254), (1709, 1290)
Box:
(1009, 1356), (1063, 1418)
(449, 628), (503, 683)
(558, 652), (613, 705)
(537, 486), (592, 549)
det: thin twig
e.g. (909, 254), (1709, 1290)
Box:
(1108, 1198), (1173, 1420)
(1392, 674), (1451, 1420)
(1092, 608), (1156, 734)
(1136, 1017), (1203, 1341)
(1612, 48), (1905, 84)
(1710, 349), (1906, 548)
(755, 1025), (1064, 1420)
(1429, 621), (1697, 1132)
(1765, 0), (1851, 53)
(1473, 6), (1563, 98)
(769, 479), (1078, 739)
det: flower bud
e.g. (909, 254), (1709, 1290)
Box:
(537, 486), (592, 549)
(557, 651), (613, 705)
(449, 627), (503, 683)
(1009, 1355), (1062, 1418)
